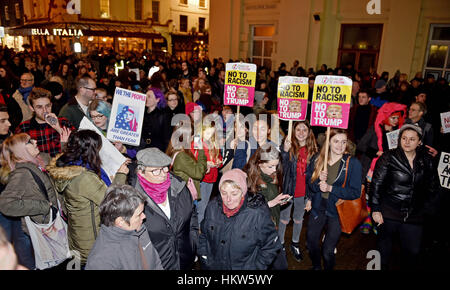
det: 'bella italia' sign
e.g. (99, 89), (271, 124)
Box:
(31, 28), (84, 37)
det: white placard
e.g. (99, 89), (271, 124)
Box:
(107, 87), (146, 146)
(79, 117), (126, 179)
(386, 129), (400, 150)
(440, 111), (450, 134)
(148, 66), (159, 79)
(438, 152), (450, 189)
(0, 27), (4, 38)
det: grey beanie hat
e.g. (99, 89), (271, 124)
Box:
(136, 147), (172, 167)
(399, 124), (423, 139)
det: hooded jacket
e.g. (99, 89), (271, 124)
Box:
(47, 155), (127, 264)
(85, 224), (163, 270)
(135, 173), (199, 270)
(198, 193), (282, 270)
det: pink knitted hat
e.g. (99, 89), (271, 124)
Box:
(219, 169), (248, 196)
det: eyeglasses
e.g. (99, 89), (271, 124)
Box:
(84, 87), (96, 91)
(26, 139), (35, 145)
(168, 98), (178, 102)
(149, 167), (169, 176)
(91, 114), (105, 120)
(20, 79), (33, 82)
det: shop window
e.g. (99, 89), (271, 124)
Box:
(424, 24), (450, 82)
(100, 0), (110, 18)
(199, 17), (205, 33)
(4, 6), (9, 21)
(199, 0), (207, 8)
(337, 24), (383, 74)
(14, 3), (20, 20)
(180, 15), (188, 32)
(152, 1), (160, 23)
(251, 25), (275, 70)
(135, 0), (142, 20)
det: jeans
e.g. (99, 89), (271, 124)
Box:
(306, 199), (341, 270)
(377, 218), (423, 270)
(197, 182), (214, 227)
(279, 196), (306, 244)
(0, 213), (35, 269)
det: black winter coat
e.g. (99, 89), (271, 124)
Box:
(135, 173), (198, 270)
(369, 147), (439, 224)
(198, 193), (282, 270)
(140, 107), (172, 153)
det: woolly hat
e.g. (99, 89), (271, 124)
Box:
(219, 169), (248, 196)
(185, 102), (201, 115)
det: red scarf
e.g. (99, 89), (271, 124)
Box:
(222, 196), (245, 218)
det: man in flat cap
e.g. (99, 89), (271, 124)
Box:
(134, 147), (198, 270)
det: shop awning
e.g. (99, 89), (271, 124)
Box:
(5, 21), (164, 39)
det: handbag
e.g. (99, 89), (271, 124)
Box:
(24, 169), (71, 270)
(335, 157), (369, 234)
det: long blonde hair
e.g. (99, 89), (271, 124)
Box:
(0, 133), (45, 184)
(310, 129), (350, 183)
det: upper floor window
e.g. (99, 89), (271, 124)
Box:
(152, 1), (160, 23)
(199, 0), (207, 8)
(100, 0), (110, 18)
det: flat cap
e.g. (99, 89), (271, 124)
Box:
(136, 147), (172, 168)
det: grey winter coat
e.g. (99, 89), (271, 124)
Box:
(85, 224), (163, 270)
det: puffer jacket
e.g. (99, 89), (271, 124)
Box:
(306, 154), (362, 219)
(369, 147), (439, 224)
(198, 193), (282, 270)
(135, 173), (199, 270)
(0, 155), (60, 235)
(47, 155), (127, 264)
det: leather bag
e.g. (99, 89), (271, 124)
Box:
(335, 157), (369, 234)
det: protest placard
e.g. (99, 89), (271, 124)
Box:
(310, 75), (352, 129)
(107, 87), (146, 146)
(440, 111), (450, 134)
(277, 76), (309, 121)
(79, 117), (127, 179)
(386, 129), (400, 150)
(224, 62), (256, 107)
(438, 152), (450, 189)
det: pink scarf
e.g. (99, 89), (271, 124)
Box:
(138, 173), (171, 204)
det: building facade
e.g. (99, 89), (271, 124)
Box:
(1, 0), (209, 59)
(209, 0), (450, 81)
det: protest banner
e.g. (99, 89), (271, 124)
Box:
(224, 62), (256, 107)
(440, 111), (450, 134)
(277, 76), (309, 121)
(79, 117), (126, 179)
(107, 87), (146, 146)
(309, 75), (352, 170)
(310, 75), (352, 129)
(438, 152), (450, 189)
(386, 129), (400, 150)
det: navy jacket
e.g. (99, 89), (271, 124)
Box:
(306, 154), (362, 218)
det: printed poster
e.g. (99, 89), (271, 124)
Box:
(440, 112), (450, 134)
(224, 62), (257, 107)
(79, 117), (127, 180)
(386, 129), (400, 150)
(277, 76), (309, 121)
(310, 75), (352, 129)
(107, 87), (146, 146)
(438, 152), (450, 189)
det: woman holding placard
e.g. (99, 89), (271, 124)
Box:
(369, 124), (438, 270)
(305, 129), (362, 270)
(279, 120), (318, 262)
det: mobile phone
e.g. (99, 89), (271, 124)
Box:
(281, 196), (293, 203)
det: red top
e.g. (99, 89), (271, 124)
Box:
(192, 140), (223, 183)
(294, 146), (308, 197)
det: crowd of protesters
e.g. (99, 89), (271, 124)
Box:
(0, 44), (449, 270)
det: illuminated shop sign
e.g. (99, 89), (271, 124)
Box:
(31, 28), (84, 37)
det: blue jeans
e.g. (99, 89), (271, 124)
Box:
(0, 213), (35, 269)
(197, 182), (214, 227)
(306, 199), (342, 270)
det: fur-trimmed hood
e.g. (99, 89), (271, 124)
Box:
(46, 153), (86, 193)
